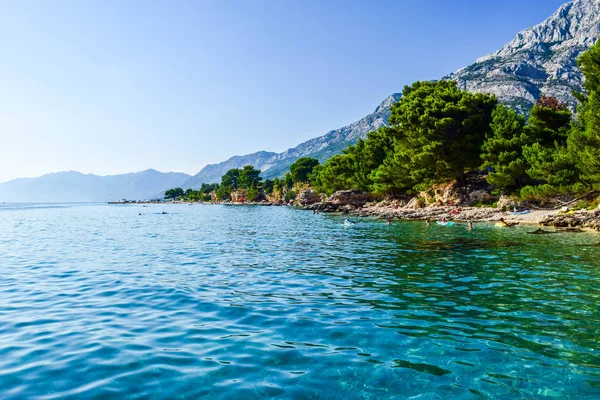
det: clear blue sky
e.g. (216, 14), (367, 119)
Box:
(0, 0), (567, 182)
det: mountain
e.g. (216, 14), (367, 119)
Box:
(182, 0), (599, 187)
(0, 169), (190, 203)
(182, 93), (401, 187)
(182, 151), (278, 189)
(445, 0), (600, 114)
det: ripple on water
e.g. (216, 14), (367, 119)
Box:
(0, 204), (600, 399)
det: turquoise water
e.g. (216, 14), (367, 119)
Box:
(1, 203), (600, 399)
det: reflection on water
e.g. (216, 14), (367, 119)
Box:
(0, 203), (599, 399)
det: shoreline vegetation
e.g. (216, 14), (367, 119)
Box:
(153, 40), (600, 233)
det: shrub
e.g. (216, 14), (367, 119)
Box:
(284, 190), (297, 202)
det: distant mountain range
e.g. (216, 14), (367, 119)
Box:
(0, 169), (190, 203)
(180, 0), (599, 188)
(2, 0), (598, 201)
(182, 93), (401, 188)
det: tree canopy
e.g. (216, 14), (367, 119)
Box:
(289, 157), (319, 184)
(480, 104), (530, 191)
(164, 187), (184, 199)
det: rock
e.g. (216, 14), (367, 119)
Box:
(231, 190), (247, 203)
(405, 197), (421, 209)
(497, 195), (517, 209)
(315, 201), (340, 213)
(540, 210), (600, 231)
(328, 190), (375, 207)
(527, 228), (558, 235)
(296, 189), (321, 205)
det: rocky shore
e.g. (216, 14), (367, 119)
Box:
(177, 188), (600, 233)
(295, 189), (600, 232)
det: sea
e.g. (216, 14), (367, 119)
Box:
(1, 202), (599, 399)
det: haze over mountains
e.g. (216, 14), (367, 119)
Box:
(0, 170), (189, 203)
(1, 0), (598, 202)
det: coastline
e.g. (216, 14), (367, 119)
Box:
(146, 200), (600, 232)
(350, 204), (555, 225)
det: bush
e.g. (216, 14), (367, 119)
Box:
(246, 186), (260, 202)
(284, 190), (297, 202)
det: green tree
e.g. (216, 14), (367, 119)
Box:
(523, 143), (579, 186)
(310, 127), (397, 195)
(200, 183), (218, 193)
(289, 157), (319, 184)
(246, 186), (260, 202)
(263, 179), (274, 195)
(284, 172), (293, 189)
(480, 104), (531, 192)
(527, 96), (572, 146)
(272, 177), (284, 193)
(577, 39), (600, 96)
(375, 80), (497, 190)
(357, 128), (394, 190)
(370, 139), (416, 194)
(310, 154), (355, 195)
(221, 169), (240, 190)
(238, 165), (262, 189)
(522, 97), (577, 186)
(215, 185), (231, 201)
(164, 187), (184, 199)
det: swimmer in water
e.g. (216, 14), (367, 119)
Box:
(387, 217), (391, 225)
(426, 218), (431, 226)
(467, 220), (473, 230)
(499, 217), (519, 227)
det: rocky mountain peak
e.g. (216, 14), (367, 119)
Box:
(447, 0), (600, 113)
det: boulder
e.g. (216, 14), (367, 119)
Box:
(297, 189), (321, 205)
(497, 195), (517, 209)
(405, 197), (421, 209)
(540, 211), (600, 231)
(328, 190), (375, 206)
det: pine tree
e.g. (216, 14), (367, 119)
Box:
(480, 104), (530, 192)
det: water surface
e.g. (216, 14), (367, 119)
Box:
(1, 203), (599, 399)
